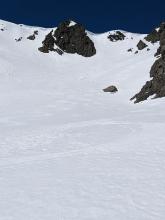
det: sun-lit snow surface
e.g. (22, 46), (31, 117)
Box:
(0, 19), (165, 220)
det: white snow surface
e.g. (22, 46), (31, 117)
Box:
(0, 19), (165, 220)
(68, 20), (77, 27)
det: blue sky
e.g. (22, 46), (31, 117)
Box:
(1, 0), (165, 33)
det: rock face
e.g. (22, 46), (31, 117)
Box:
(131, 22), (165, 103)
(145, 29), (160, 43)
(38, 31), (55, 53)
(144, 24), (165, 57)
(54, 20), (96, 57)
(108, 31), (125, 42)
(38, 20), (96, 57)
(137, 40), (147, 50)
(38, 31), (64, 55)
(154, 23), (165, 57)
(155, 46), (161, 57)
(103, 86), (118, 93)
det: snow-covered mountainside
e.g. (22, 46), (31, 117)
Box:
(0, 19), (165, 220)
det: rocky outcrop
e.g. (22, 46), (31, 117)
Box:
(38, 20), (96, 57)
(154, 23), (165, 57)
(131, 22), (165, 103)
(145, 29), (160, 43)
(103, 85), (118, 93)
(54, 20), (96, 57)
(145, 24), (165, 57)
(137, 40), (147, 50)
(108, 31), (125, 42)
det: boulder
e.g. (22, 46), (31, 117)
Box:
(103, 85), (118, 93)
(27, 34), (35, 40)
(137, 40), (147, 50)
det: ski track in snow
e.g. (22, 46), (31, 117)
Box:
(0, 119), (139, 166)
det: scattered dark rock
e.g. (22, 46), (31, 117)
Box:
(137, 40), (148, 50)
(27, 30), (39, 40)
(145, 29), (160, 43)
(135, 51), (138, 54)
(147, 48), (150, 51)
(54, 20), (96, 57)
(108, 31), (126, 42)
(27, 34), (35, 40)
(131, 22), (165, 103)
(34, 30), (38, 35)
(127, 48), (133, 52)
(1, 28), (4, 31)
(103, 85), (118, 93)
(15, 37), (22, 42)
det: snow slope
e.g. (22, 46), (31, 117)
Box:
(0, 19), (165, 220)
